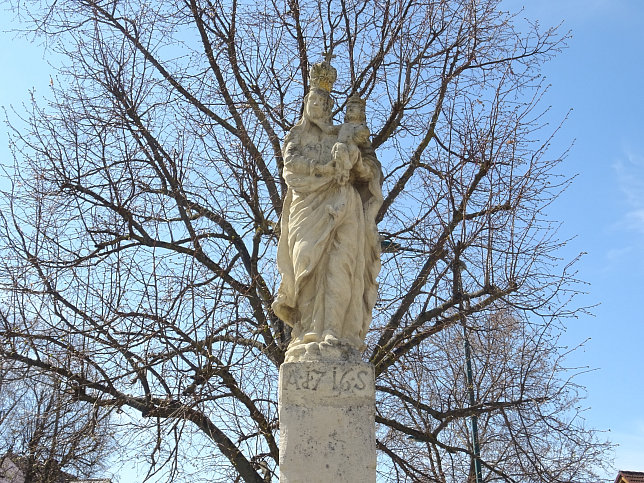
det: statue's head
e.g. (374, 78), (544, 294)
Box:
(303, 58), (337, 123)
(304, 88), (334, 122)
(345, 94), (366, 123)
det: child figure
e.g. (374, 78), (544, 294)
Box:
(331, 94), (370, 185)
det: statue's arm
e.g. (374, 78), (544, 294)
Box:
(355, 124), (371, 145)
(284, 139), (334, 177)
(353, 145), (378, 182)
(283, 141), (313, 175)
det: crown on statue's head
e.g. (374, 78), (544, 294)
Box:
(347, 93), (366, 108)
(309, 54), (337, 93)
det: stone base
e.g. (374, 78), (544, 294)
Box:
(278, 361), (376, 483)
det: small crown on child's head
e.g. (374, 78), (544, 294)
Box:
(347, 93), (366, 108)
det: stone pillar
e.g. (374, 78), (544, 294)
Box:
(278, 361), (376, 483)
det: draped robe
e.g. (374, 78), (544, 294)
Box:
(272, 118), (382, 355)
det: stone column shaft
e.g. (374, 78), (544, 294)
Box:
(278, 361), (376, 483)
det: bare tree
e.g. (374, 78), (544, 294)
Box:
(0, 362), (114, 481)
(0, 0), (611, 481)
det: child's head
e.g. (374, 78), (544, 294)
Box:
(345, 94), (366, 123)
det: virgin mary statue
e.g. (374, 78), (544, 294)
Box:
(272, 59), (383, 362)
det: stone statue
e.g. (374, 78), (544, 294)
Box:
(332, 94), (371, 186)
(272, 58), (383, 362)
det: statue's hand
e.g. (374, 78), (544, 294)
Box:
(313, 161), (335, 177)
(335, 169), (349, 186)
(334, 165), (350, 185)
(331, 145), (351, 185)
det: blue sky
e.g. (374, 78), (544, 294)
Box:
(501, 0), (644, 474)
(1, 1), (643, 481)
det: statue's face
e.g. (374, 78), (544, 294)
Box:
(305, 91), (328, 121)
(345, 104), (363, 123)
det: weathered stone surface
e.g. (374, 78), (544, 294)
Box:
(271, 59), (383, 363)
(278, 361), (376, 482)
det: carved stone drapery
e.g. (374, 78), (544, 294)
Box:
(272, 60), (383, 363)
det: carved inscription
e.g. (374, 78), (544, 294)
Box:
(332, 366), (368, 391)
(285, 367), (325, 390)
(282, 364), (372, 394)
